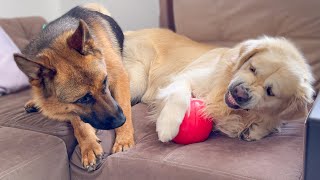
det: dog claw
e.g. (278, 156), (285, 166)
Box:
(240, 128), (250, 141)
(96, 155), (102, 165)
(86, 165), (95, 172)
(84, 162), (98, 172)
(112, 140), (135, 153)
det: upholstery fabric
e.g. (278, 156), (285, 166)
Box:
(0, 89), (116, 158)
(0, 126), (69, 180)
(70, 103), (305, 180)
(0, 89), (77, 156)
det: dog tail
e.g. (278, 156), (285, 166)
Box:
(82, 3), (111, 16)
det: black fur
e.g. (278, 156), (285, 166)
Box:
(23, 6), (124, 59)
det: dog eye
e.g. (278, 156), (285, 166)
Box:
(75, 93), (95, 104)
(266, 86), (275, 96)
(249, 66), (256, 74)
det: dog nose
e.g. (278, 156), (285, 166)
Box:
(115, 105), (126, 124)
(231, 85), (250, 104)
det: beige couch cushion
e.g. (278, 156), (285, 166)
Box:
(174, 0), (320, 92)
(71, 103), (305, 180)
(0, 126), (69, 180)
(0, 90), (77, 156)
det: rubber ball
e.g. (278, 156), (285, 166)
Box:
(173, 98), (214, 144)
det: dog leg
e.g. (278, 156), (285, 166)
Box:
(71, 117), (103, 171)
(24, 100), (40, 113)
(111, 73), (135, 153)
(156, 80), (192, 142)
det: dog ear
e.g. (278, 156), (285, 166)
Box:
(13, 53), (55, 82)
(67, 19), (94, 55)
(279, 84), (314, 120)
(233, 39), (266, 71)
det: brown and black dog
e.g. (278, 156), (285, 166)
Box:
(13, 4), (134, 171)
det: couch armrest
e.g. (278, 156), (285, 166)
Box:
(304, 92), (320, 180)
(69, 129), (115, 176)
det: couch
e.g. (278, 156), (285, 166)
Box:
(0, 1), (319, 180)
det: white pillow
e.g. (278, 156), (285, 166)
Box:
(0, 27), (29, 96)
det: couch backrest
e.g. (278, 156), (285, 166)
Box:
(0, 16), (46, 50)
(160, 0), (320, 92)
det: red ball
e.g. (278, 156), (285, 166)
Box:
(173, 98), (214, 145)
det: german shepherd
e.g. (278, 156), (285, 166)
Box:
(13, 4), (134, 171)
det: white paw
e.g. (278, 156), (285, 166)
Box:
(156, 114), (182, 142)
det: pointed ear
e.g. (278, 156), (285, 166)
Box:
(13, 53), (55, 81)
(67, 19), (94, 55)
(233, 39), (266, 71)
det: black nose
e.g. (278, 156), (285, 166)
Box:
(109, 115), (126, 129)
(80, 105), (126, 130)
(108, 105), (126, 129)
(231, 85), (251, 104)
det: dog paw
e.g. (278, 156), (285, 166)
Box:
(240, 123), (270, 142)
(156, 116), (181, 142)
(80, 139), (103, 172)
(112, 135), (135, 153)
(240, 128), (255, 141)
(157, 128), (180, 142)
(24, 100), (39, 113)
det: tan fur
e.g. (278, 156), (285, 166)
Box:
(90, 21), (134, 152)
(124, 29), (314, 142)
(123, 29), (214, 104)
(81, 3), (111, 16)
(14, 4), (133, 170)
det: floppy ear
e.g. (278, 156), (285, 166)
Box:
(13, 53), (55, 82)
(233, 39), (266, 71)
(67, 19), (94, 55)
(279, 85), (314, 120)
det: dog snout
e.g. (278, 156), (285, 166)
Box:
(115, 105), (126, 125)
(101, 105), (126, 129)
(231, 84), (251, 104)
(81, 100), (126, 130)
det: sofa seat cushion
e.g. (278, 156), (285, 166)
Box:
(0, 89), (117, 159)
(0, 126), (69, 180)
(0, 89), (77, 156)
(106, 103), (304, 180)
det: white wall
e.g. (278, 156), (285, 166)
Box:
(0, 0), (61, 22)
(0, 0), (159, 31)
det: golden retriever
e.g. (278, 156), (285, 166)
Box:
(123, 29), (314, 142)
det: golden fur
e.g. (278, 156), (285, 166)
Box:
(123, 29), (314, 142)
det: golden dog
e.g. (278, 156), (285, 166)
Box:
(123, 29), (314, 142)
